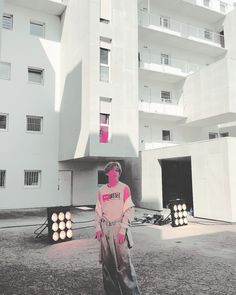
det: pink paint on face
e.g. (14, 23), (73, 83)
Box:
(106, 167), (120, 187)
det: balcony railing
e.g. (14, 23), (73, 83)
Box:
(140, 87), (182, 102)
(139, 51), (203, 75)
(139, 11), (225, 48)
(184, 0), (234, 14)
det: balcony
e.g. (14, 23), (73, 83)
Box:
(139, 11), (225, 52)
(139, 51), (203, 82)
(139, 89), (186, 121)
(5, 0), (67, 15)
(140, 140), (179, 151)
(139, 0), (234, 23)
(184, 0), (234, 14)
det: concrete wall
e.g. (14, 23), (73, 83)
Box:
(89, 0), (139, 158)
(59, 0), (139, 160)
(58, 159), (130, 206)
(59, 0), (90, 160)
(0, 2), (61, 209)
(140, 137), (236, 222)
(183, 57), (236, 125)
(0, 0), (4, 58)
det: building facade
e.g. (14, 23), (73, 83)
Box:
(0, 0), (236, 221)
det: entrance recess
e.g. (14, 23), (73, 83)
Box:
(161, 157), (194, 213)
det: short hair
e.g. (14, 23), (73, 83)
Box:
(104, 161), (122, 176)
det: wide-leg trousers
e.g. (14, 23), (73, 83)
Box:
(100, 223), (141, 295)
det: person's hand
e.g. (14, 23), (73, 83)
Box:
(117, 233), (126, 244)
(96, 230), (103, 241)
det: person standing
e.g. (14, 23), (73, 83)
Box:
(95, 161), (141, 295)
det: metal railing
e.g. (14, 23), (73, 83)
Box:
(139, 11), (225, 48)
(139, 51), (203, 75)
(184, 0), (234, 14)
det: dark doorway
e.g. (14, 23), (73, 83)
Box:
(161, 157), (194, 214)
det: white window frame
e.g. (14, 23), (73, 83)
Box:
(161, 53), (170, 65)
(220, 1), (227, 13)
(160, 16), (170, 29)
(0, 170), (6, 188)
(24, 170), (41, 188)
(30, 20), (45, 38)
(162, 130), (172, 141)
(209, 132), (218, 139)
(220, 132), (229, 137)
(100, 113), (110, 143)
(204, 29), (212, 40)
(28, 67), (44, 85)
(26, 115), (43, 133)
(203, 0), (210, 7)
(0, 62), (11, 80)
(100, 47), (110, 82)
(2, 13), (13, 30)
(0, 113), (9, 131)
(100, 0), (111, 23)
(161, 91), (172, 103)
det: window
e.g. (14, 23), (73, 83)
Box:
(161, 53), (170, 65)
(209, 132), (218, 139)
(203, 0), (210, 7)
(161, 91), (172, 103)
(220, 132), (229, 137)
(0, 114), (8, 130)
(26, 116), (43, 132)
(24, 170), (41, 187)
(100, 113), (110, 143)
(220, 1), (227, 13)
(2, 13), (13, 30)
(100, 40), (111, 82)
(160, 16), (170, 28)
(28, 67), (44, 84)
(204, 29), (212, 40)
(100, 97), (111, 143)
(100, 0), (110, 23)
(30, 20), (45, 38)
(162, 130), (171, 141)
(98, 170), (107, 185)
(0, 170), (6, 188)
(0, 62), (11, 80)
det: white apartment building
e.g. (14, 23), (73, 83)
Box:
(0, 0), (138, 209)
(1, 0), (236, 222)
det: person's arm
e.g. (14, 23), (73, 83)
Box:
(117, 186), (135, 243)
(95, 191), (103, 240)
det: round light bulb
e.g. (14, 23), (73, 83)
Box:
(59, 221), (66, 230)
(60, 230), (66, 240)
(51, 213), (58, 222)
(66, 220), (72, 229)
(67, 229), (73, 238)
(179, 218), (184, 225)
(53, 232), (59, 241)
(52, 222), (59, 232)
(65, 211), (71, 220)
(173, 205), (178, 211)
(58, 212), (65, 221)
(182, 204), (187, 210)
(175, 219), (179, 226)
(178, 204), (182, 211)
